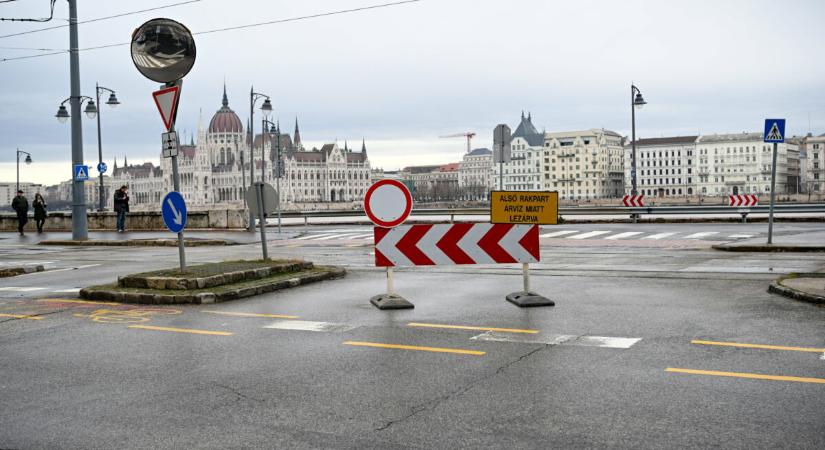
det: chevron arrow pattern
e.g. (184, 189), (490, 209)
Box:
(729, 194), (759, 207)
(374, 224), (540, 267)
(622, 194), (645, 207)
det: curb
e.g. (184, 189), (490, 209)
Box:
(39, 239), (231, 247)
(768, 274), (825, 306)
(713, 244), (825, 252)
(0, 265), (44, 278)
(79, 266), (345, 305)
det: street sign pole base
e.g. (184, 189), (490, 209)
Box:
(370, 294), (414, 310)
(506, 291), (555, 307)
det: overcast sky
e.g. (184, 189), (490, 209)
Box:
(1, 0), (824, 185)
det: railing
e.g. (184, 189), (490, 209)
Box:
(277, 203), (825, 225)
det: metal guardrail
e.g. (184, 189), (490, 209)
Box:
(278, 203), (825, 222)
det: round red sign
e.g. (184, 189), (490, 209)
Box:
(364, 180), (412, 228)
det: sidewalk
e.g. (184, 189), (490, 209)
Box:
(713, 230), (825, 252)
(770, 273), (825, 305)
(0, 229), (300, 246)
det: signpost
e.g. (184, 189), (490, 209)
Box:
(763, 118), (785, 244)
(490, 191), (558, 225)
(74, 164), (89, 182)
(244, 182), (279, 260)
(364, 180), (413, 309)
(131, 17), (196, 273)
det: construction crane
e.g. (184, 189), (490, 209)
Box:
(439, 132), (476, 154)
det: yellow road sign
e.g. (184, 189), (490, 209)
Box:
(490, 190), (558, 225)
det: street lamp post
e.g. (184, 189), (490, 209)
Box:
(630, 84), (647, 196)
(16, 149), (32, 193)
(92, 83), (120, 211)
(248, 87), (272, 232)
(56, 94), (98, 236)
(263, 119), (282, 233)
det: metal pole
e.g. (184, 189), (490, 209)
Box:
(68, 0), (88, 241)
(768, 142), (778, 244)
(630, 86), (638, 196)
(248, 88), (255, 232)
(499, 126), (504, 190)
(255, 182), (269, 260)
(276, 126), (282, 233)
(523, 262), (530, 293)
(239, 142), (246, 201)
(261, 118), (266, 184)
(170, 125), (187, 273)
(16, 149), (19, 193)
(96, 83), (105, 211)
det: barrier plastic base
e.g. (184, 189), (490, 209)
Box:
(506, 291), (555, 307)
(370, 294), (415, 310)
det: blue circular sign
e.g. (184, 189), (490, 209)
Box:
(161, 191), (187, 234)
(97, 162), (108, 174)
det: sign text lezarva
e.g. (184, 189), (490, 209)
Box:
(490, 190), (559, 225)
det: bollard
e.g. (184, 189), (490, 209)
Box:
(506, 262), (554, 307)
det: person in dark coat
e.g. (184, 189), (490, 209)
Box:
(11, 190), (28, 236)
(113, 185), (130, 232)
(33, 193), (47, 233)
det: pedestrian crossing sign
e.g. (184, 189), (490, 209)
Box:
(763, 119), (785, 143)
(74, 164), (90, 181)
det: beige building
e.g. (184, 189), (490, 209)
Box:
(624, 136), (698, 198)
(804, 133), (825, 193)
(543, 129), (625, 200)
(1, 182), (44, 206)
(402, 164), (460, 202)
(458, 148), (493, 200)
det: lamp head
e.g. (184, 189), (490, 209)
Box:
(55, 105), (70, 123)
(106, 92), (120, 107)
(84, 99), (98, 119)
(25, 155), (32, 165)
(261, 98), (272, 117)
(634, 92), (647, 109)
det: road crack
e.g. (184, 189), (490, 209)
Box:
(374, 345), (547, 432)
(0, 309), (61, 325)
(212, 383), (265, 404)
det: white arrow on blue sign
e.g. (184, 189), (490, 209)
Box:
(161, 191), (187, 234)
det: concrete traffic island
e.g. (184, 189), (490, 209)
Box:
(769, 273), (825, 305)
(39, 238), (232, 247)
(79, 259), (345, 304)
(0, 265), (44, 278)
(713, 243), (825, 252)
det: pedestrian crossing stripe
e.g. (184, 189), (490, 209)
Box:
(287, 230), (757, 242)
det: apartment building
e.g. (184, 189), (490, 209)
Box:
(624, 136), (698, 197)
(543, 129), (625, 200)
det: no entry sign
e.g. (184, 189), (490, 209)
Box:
(365, 180), (412, 228)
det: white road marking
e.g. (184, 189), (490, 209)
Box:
(642, 232), (677, 240)
(263, 320), (356, 332)
(0, 287), (47, 292)
(568, 230), (611, 240)
(471, 331), (641, 349)
(295, 233), (337, 240)
(539, 230), (578, 238)
(349, 233), (374, 240)
(314, 233), (361, 241)
(46, 264), (102, 274)
(728, 234), (754, 239)
(604, 232), (644, 240)
(684, 232), (719, 239)
(52, 288), (81, 293)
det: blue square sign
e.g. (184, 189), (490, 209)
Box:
(74, 164), (90, 181)
(764, 119), (785, 143)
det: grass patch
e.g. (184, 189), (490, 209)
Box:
(131, 259), (302, 279)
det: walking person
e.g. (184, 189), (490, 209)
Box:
(33, 193), (47, 233)
(113, 185), (130, 233)
(11, 190), (29, 236)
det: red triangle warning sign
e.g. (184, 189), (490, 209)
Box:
(152, 86), (180, 131)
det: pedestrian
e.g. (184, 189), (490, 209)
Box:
(11, 190), (28, 236)
(113, 185), (130, 232)
(33, 193), (47, 233)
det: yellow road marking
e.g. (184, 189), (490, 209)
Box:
(343, 341), (485, 356)
(128, 325), (233, 336)
(666, 368), (825, 384)
(38, 298), (121, 306)
(202, 311), (299, 319)
(407, 322), (538, 334)
(0, 313), (43, 320)
(691, 339), (825, 353)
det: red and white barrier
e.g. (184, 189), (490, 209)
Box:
(729, 194), (758, 207)
(622, 194), (645, 207)
(374, 223), (539, 267)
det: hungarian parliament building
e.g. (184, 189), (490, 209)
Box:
(111, 87), (371, 210)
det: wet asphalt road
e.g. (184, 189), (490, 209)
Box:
(0, 222), (824, 449)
